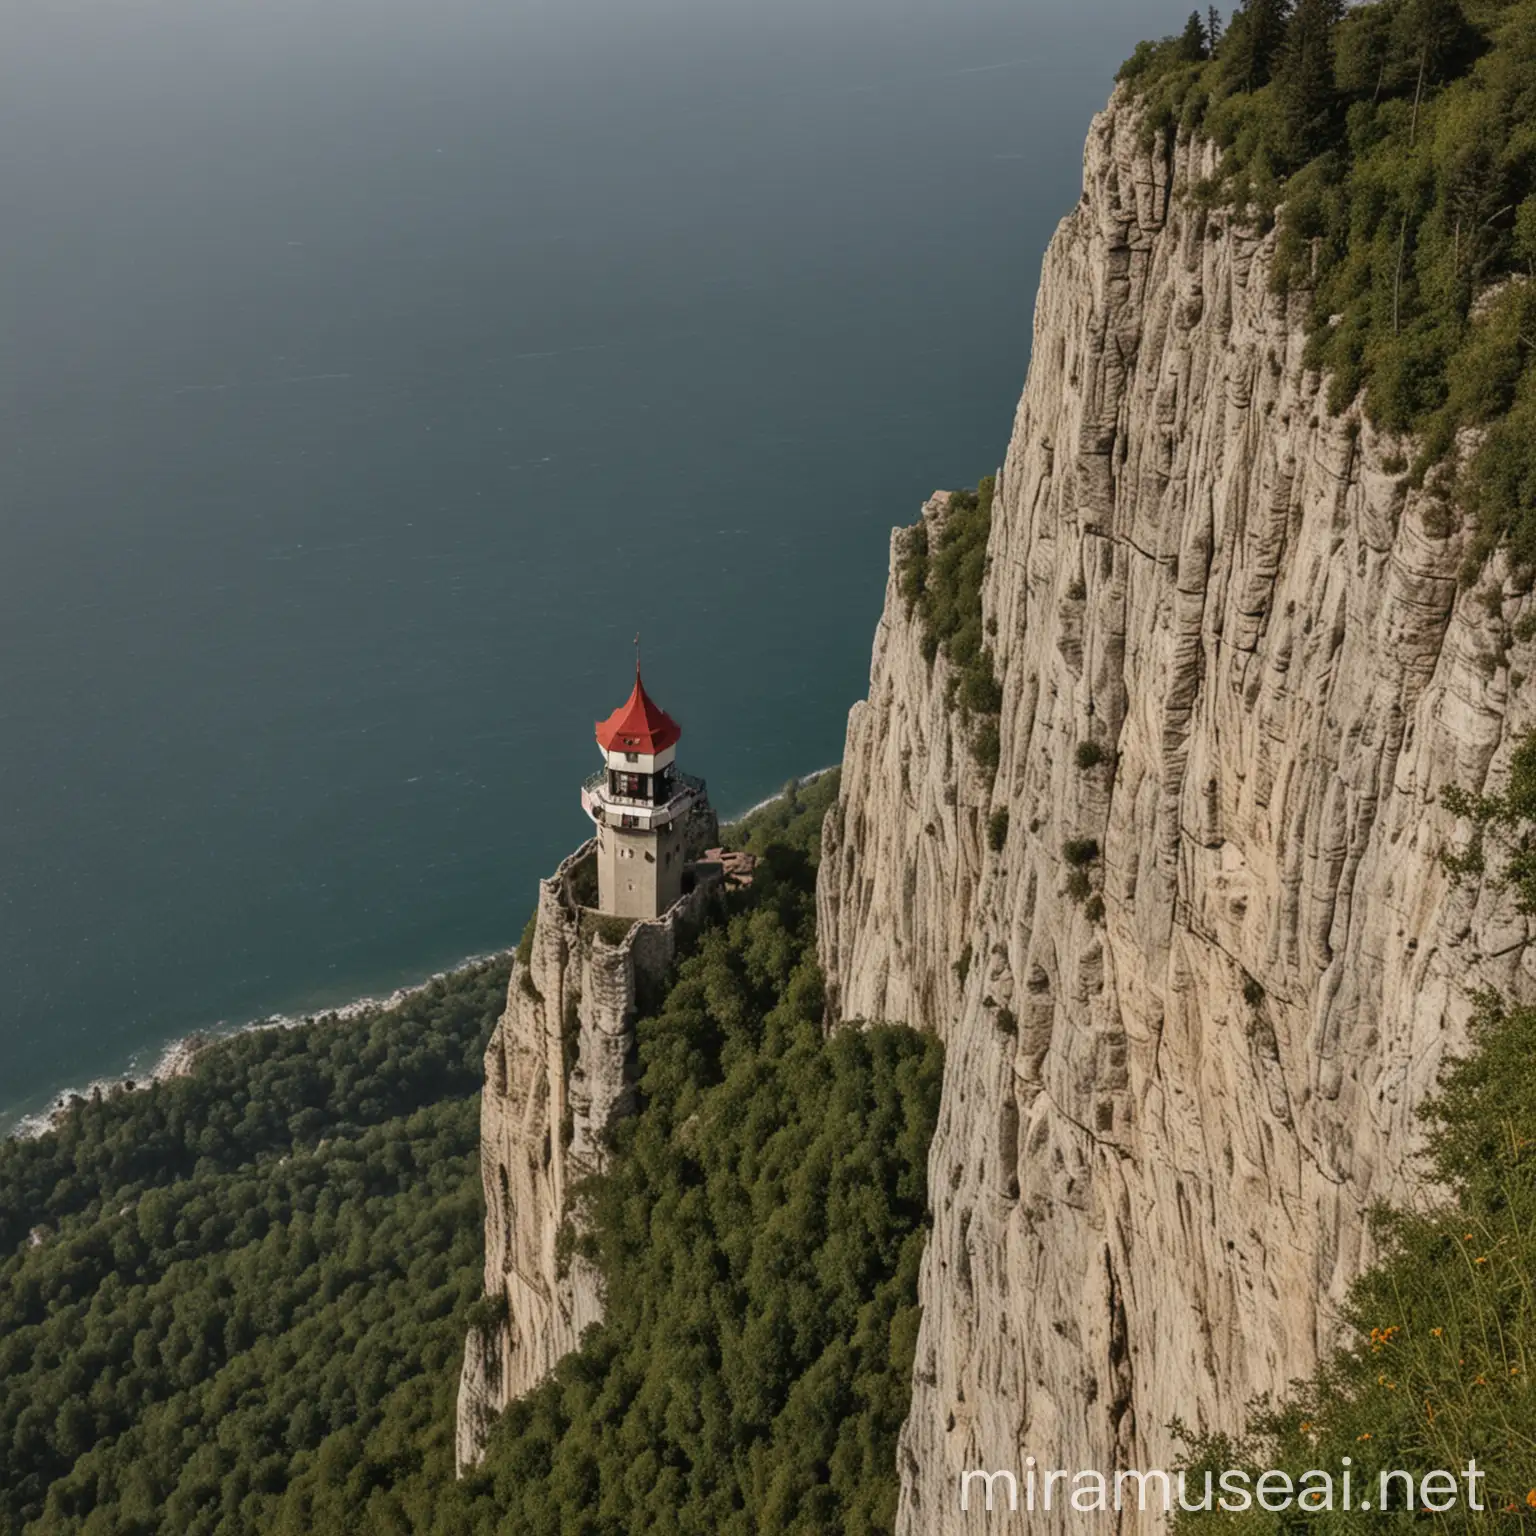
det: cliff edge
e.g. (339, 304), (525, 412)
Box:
(455, 808), (717, 1471)
(818, 95), (1536, 1532)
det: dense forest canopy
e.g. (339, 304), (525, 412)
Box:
(1120, 0), (1536, 577)
(0, 965), (507, 1259)
(0, 963), (511, 1535)
(1, 770), (946, 1536)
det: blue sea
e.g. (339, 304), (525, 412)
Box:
(0, 0), (1172, 1131)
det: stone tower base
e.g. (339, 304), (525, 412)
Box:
(455, 801), (717, 1472)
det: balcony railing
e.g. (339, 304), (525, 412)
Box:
(581, 769), (706, 829)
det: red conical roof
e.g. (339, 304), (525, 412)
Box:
(595, 667), (682, 755)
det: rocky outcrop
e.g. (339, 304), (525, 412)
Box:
(455, 806), (717, 1472)
(818, 95), (1536, 1532)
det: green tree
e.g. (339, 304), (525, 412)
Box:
(0, 774), (940, 1536)
(1272, 0), (1343, 167)
(1334, 0), (1400, 99)
(1179, 10), (1211, 61)
(1221, 0), (1293, 90)
(1394, 0), (1478, 141)
(1516, 194), (1536, 272)
(1121, 0), (1536, 580)
(1442, 728), (1536, 911)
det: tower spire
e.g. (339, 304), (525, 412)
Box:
(583, 657), (708, 920)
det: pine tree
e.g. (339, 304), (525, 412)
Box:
(1395, 0), (1475, 81)
(1207, 6), (1225, 52)
(1272, 0), (1343, 168)
(1335, 0), (1472, 107)
(1221, 0), (1293, 92)
(1393, 0), (1476, 141)
(1179, 10), (1210, 61)
(1334, 0), (1397, 99)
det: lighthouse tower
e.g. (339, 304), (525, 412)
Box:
(581, 663), (708, 920)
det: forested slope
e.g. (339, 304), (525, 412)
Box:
(1, 773), (943, 1535)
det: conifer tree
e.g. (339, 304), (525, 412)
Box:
(1393, 0), (1476, 140)
(1272, 0), (1343, 167)
(1221, 0), (1293, 92)
(1207, 5), (1224, 52)
(1179, 10), (1210, 61)
(1333, 0), (1398, 99)
(1335, 0), (1473, 107)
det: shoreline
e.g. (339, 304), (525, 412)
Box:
(4, 948), (512, 1146)
(723, 764), (837, 825)
(5, 765), (839, 1147)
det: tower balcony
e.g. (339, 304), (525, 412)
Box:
(582, 769), (706, 832)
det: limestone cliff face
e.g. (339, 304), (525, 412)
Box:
(456, 807), (716, 1471)
(818, 94), (1536, 1531)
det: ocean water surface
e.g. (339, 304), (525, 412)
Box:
(0, 0), (1175, 1130)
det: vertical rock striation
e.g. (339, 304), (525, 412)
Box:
(456, 807), (717, 1472)
(818, 95), (1536, 1531)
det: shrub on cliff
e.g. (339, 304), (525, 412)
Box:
(988, 807), (1011, 852)
(896, 476), (1005, 780)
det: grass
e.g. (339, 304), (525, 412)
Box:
(584, 912), (636, 947)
